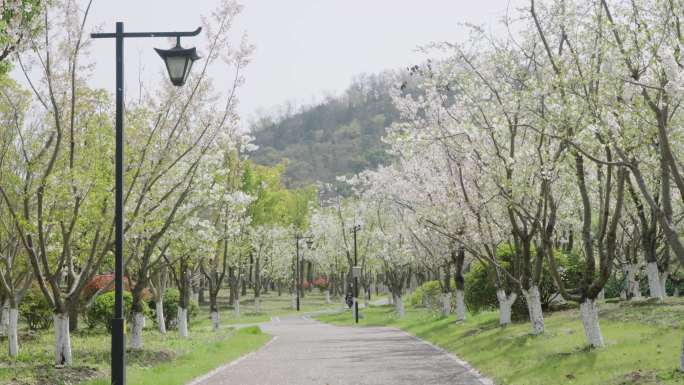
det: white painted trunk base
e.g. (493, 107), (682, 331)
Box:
(255, 298), (261, 313)
(523, 286), (545, 335)
(455, 290), (466, 322)
(130, 313), (145, 349)
(325, 292), (331, 304)
(660, 273), (669, 298)
(393, 294), (405, 317)
(234, 300), (241, 317)
(0, 302), (8, 336)
(155, 301), (166, 334)
(177, 307), (188, 338)
(680, 336), (684, 372)
(54, 313), (72, 366)
(580, 299), (604, 348)
(352, 298), (358, 319)
(8, 308), (19, 357)
(440, 292), (451, 316)
(626, 264), (642, 299)
(291, 294), (297, 310)
(646, 262), (665, 300)
(496, 290), (517, 327)
(211, 311), (220, 331)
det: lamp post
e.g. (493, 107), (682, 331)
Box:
(91, 23), (201, 385)
(294, 233), (314, 311)
(352, 225), (361, 324)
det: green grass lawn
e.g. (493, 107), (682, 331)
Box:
(0, 290), (338, 385)
(316, 297), (684, 385)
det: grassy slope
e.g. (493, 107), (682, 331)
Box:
(0, 291), (337, 385)
(316, 298), (684, 385)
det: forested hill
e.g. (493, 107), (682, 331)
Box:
(249, 72), (400, 187)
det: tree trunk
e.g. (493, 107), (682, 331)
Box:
(496, 290), (517, 327)
(0, 300), (8, 336)
(626, 264), (641, 299)
(291, 292), (296, 310)
(646, 262), (665, 300)
(234, 298), (241, 317)
(325, 291), (331, 304)
(255, 297), (261, 313)
(580, 298), (604, 348)
(155, 301), (166, 334)
(680, 336), (684, 372)
(440, 292), (451, 317)
(393, 294), (404, 317)
(8, 307), (19, 357)
(130, 313), (145, 349)
(177, 307), (188, 338)
(54, 313), (72, 366)
(455, 289), (466, 322)
(523, 285), (544, 335)
(211, 311), (220, 331)
(660, 272), (669, 298)
(68, 306), (79, 332)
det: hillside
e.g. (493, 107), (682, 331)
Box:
(249, 72), (399, 187)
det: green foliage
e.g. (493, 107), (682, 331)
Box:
(464, 262), (499, 314)
(409, 280), (444, 310)
(86, 291), (133, 331)
(19, 286), (53, 331)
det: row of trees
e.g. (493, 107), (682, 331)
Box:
(307, 0), (684, 373)
(0, 0), (320, 367)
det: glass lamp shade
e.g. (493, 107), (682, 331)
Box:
(155, 44), (200, 87)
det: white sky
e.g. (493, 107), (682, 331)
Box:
(82, 0), (525, 124)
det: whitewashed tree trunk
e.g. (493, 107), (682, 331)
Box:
(325, 291), (331, 304)
(234, 300), (241, 317)
(580, 298), (604, 348)
(177, 307), (188, 338)
(440, 292), (451, 316)
(364, 291), (369, 308)
(211, 311), (220, 331)
(130, 312), (145, 350)
(54, 313), (72, 366)
(0, 301), (8, 336)
(255, 297), (261, 313)
(155, 301), (166, 334)
(393, 294), (405, 317)
(496, 290), (517, 327)
(675, 287), (680, 297)
(646, 262), (665, 300)
(620, 290), (627, 300)
(352, 298), (357, 319)
(8, 307), (19, 357)
(523, 285), (544, 335)
(455, 290), (466, 322)
(660, 272), (669, 298)
(291, 293), (297, 310)
(191, 291), (199, 304)
(597, 289), (605, 300)
(680, 336), (684, 372)
(626, 264), (642, 299)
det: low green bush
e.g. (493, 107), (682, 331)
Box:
(19, 286), (53, 331)
(86, 291), (137, 331)
(409, 280), (443, 310)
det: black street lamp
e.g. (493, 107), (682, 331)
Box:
(294, 233), (314, 311)
(352, 225), (361, 324)
(91, 22), (201, 385)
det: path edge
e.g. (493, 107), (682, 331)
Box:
(185, 334), (279, 385)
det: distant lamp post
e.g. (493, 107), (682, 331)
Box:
(155, 37), (200, 86)
(91, 23), (201, 385)
(294, 233), (314, 311)
(352, 225), (361, 324)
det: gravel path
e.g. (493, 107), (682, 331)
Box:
(190, 314), (490, 385)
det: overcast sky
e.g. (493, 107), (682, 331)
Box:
(84, 0), (524, 125)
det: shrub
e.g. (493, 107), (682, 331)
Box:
(82, 274), (131, 301)
(151, 288), (198, 330)
(19, 286), (53, 331)
(86, 291), (136, 331)
(409, 280), (442, 310)
(313, 277), (329, 291)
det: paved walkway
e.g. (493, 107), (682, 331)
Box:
(191, 315), (490, 385)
